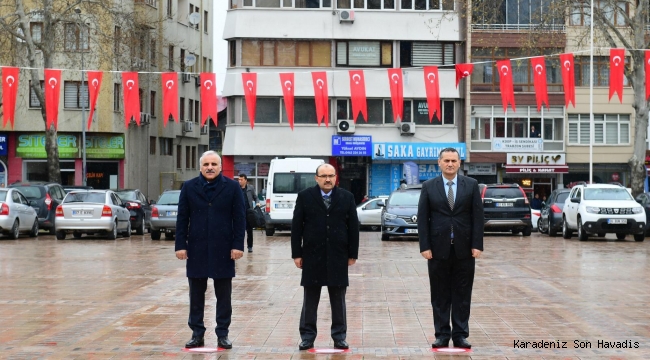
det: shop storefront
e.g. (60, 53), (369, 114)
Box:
(502, 152), (568, 200)
(233, 157), (274, 201)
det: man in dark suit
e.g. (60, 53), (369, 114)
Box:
(175, 150), (246, 349)
(291, 163), (359, 351)
(417, 147), (484, 349)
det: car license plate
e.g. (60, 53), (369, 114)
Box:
(405, 229), (418, 234)
(72, 210), (93, 216)
(275, 203), (293, 209)
(496, 203), (514, 207)
(166, 211), (177, 216)
(607, 219), (627, 224)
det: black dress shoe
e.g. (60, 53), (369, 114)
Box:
(431, 338), (449, 348)
(217, 337), (232, 349)
(185, 336), (204, 348)
(248, 247), (253, 253)
(333, 340), (349, 349)
(453, 338), (471, 349)
(299, 340), (314, 350)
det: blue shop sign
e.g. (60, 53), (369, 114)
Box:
(332, 135), (372, 156)
(0, 133), (7, 156)
(372, 142), (466, 160)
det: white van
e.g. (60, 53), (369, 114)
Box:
(265, 158), (325, 236)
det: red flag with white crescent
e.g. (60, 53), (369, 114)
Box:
(312, 71), (329, 127)
(122, 72), (140, 127)
(201, 73), (218, 127)
(242, 72), (257, 129)
(44, 69), (62, 130)
(387, 68), (403, 122)
(161, 72), (179, 127)
(646, 51), (650, 101)
(559, 53), (575, 108)
(455, 63), (474, 88)
(279, 73), (295, 130)
(423, 66), (440, 122)
(530, 57), (549, 111)
(497, 60), (516, 112)
(348, 70), (367, 122)
(86, 71), (102, 130)
(609, 48), (625, 103)
(2, 67), (19, 128)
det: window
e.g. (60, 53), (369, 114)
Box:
(135, 0), (158, 6)
(401, 42), (454, 67)
(180, 97), (185, 120)
(160, 138), (173, 155)
(150, 39), (156, 65)
(113, 83), (121, 111)
(167, 0), (173, 17)
(473, 0), (564, 28)
(229, 41), (236, 67)
(189, 4), (199, 29)
(64, 81), (89, 109)
(244, 98), (281, 123)
(246, 0), (332, 7)
(337, 0), (394, 9)
(568, 114), (630, 145)
(186, 146), (191, 169)
(176, 145), (182, 168)
(195, 100), (200, 123)
(139, 88), (144, 112)
(150, 91), (156, 116)
(64, 23), (89, 51)
(399, 0), (454, 10)
(168, 45), (174, 70)
(192, 147), (197, 169)
(574, 56), (626, 87)
(241, 40), (331, 67)
(336, 41), (392, 67)
(29, 81), (44, 108)
(180, 48), (186, 72)
(570, 0), (628, 26)
(30, 22), (42, 43)
(189, 99), (194, 122)
(150, 137), (156, 155)
(114, 26), (121, 55)
(412, 99), (454, 125)
(204, 10), (209, 32)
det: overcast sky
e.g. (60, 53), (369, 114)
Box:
(212, 1), (228, 95)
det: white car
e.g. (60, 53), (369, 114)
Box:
(531, 208), (541, 232)
(562, 184), (645, 241)
(356, 196), (389, 231)
(55, 190), (131, 240)
(0, 188), (39, 239)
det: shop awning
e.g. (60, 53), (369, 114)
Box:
(505, 165), (569, 174)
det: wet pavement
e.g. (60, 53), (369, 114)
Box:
(1, 230), (650, 359)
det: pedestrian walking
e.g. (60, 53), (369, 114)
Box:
(175, 150), (246, 349)
(291, 164), (359, 351)
(238, 173), (257, 252)
(417, 147), (484, 349)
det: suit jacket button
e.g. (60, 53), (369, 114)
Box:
(209, 203), (211, 206)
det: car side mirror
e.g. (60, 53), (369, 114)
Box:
(570, 197), (580, 203)
(636, 199), (643, 204)
(149, 200), (156, 205)
(377, 201), (385, 207)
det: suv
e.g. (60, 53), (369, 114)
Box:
(115, 189), (152, 235)
(562, 183), (645, 241)
(480, 183), (532, 236)
(380, 185), (421, 241)
(9, 182), (66, 234)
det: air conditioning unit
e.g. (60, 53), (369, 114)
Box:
(195, 75), (201, 87)
(140, 113), (151, 125)
(337, 119), (355, 134)
(183, 120), (194, 133)
(339, 10), (355, 23)
(400, 122), (415, 136)
(182, 73), (192, 83)
(200, 124), (208, 135)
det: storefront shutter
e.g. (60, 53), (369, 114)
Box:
(412, 42), (442, 66)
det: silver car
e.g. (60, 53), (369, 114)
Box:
(150, 190), (180, 240)
(0, 188), (39, 239)
(54, 190), (131, 240)
(357, 196), (389, 231)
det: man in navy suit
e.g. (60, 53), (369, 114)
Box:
(417, 148), (484, 349)
(175, 150), (246, 349)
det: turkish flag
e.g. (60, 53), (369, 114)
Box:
(312, 71), (329, 127)
(559, 53), (575, 108)
(201, 73), (218, 127)
(455, 63), (474, 88)
(496, 60), (516, 112)
(646, 51), (650, 100)
(2, 67), (19, 128)
(387, 68), (403, 122)
(609, 48), (625, 103)
(122, 72), (140, 127)
(423, 66), (440, 122)
(348, 70), (367, 122)
(530, 57), (549, 111)
(161, 72), (178, 127)
(86, 71), (102, 130)
(279, 73), (295, 130)
(242, 72), (257, 129)
(44, 69), (62, 130)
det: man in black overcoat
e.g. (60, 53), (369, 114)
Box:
(175, 150), (246, 349)
(417, 147), (484, 349)
(291, 163), (359, 351)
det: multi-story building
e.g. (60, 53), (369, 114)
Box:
(222, 0), (467, 202)
(0, 0), (213, 199)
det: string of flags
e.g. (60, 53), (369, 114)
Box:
(1, 48), (644, 131)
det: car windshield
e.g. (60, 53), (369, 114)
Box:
(584, 188), (632, 201)
(0, 191), (6, 201)
(389, 191), (420, 206)
(158, 192), (180, 205)
(64, 192), (106, 204)
(115, 191), (137, 200)
(14, 186), (43, 199)
(556, 192), (570, 203)
(273, 173), (317, 194)
(484, 188), (522, 198)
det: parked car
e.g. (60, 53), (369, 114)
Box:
(54, 190), (131, 240)
(538, 188), (571, 236)
(115, 189), (152, 235)
(9, 182), (66, 234)
(380, 185), (421, 241)
(635, 192), (650, 236)
(356, 196), (389, 231)
(0, 188), (39, 239)
(150, 190), (180, 240)
(563, 183), (645, 241)
(480, 183), (532, 236)
(531, 208), (540, 232)
(63, 186), (94, 193)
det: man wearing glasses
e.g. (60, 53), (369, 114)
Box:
(291, 163), (359, 351)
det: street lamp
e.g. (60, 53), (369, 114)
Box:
(74, 8), (87, 186)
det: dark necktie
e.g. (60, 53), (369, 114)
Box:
(323, 195), (331, 209)
(447, 181), (454, 243)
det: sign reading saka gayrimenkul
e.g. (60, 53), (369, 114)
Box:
(332, 135), (372, 156)
(372, 142), (466, 160)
